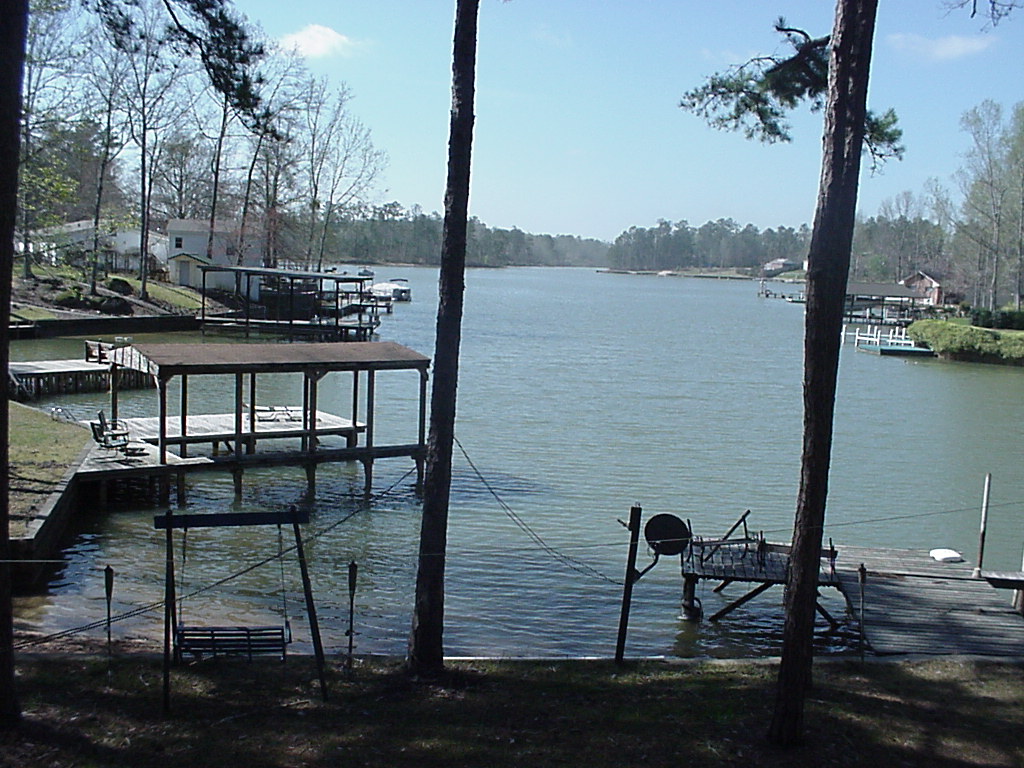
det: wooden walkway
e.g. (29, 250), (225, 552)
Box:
(836, 546), (1024, 656)
(10, 358), (153, 399)
(683, 537), (1024, 656)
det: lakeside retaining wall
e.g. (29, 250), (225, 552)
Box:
(10, 442), (92, 589)
(14, 315), (200, 339)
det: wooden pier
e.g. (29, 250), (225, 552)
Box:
(837, 546), (1024, 655)
(10, 341), (154, 401)
(847, 326), (936, 357)
(96, 340), (431, 497)
(197, 264), (388, 342)
(674, 514), (1024, 656)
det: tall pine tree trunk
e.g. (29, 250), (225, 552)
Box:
(0, 0), (29, 727)
(768, 0), (877, 747)
(408, 0), (479, 676)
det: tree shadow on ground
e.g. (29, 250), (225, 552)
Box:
(2, 652), (1022, 767)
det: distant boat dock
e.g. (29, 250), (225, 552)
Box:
(9, 341), (154, 401)
(846, 326), (936, 357)
(197, 264), (394, 342)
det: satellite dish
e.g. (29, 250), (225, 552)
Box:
(644, 514), (691, 556)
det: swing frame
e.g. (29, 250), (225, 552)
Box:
(155, 506), (328, 711)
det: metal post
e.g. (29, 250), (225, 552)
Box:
(1015, 541), (1024, 615)
(614, 504), (642, 665)
(157, 376), (168, 466)
(109, 361), (119, 422)
(234, 373), (243, 459)
(858, 563), (867, 663)
(974, 473), (992, 578)
(104, 565), (114, 663)
(248, 373), (257, 450)
(162, 513), (175, 714)
(346, 561), (357, 673)
(179, 375), (188, 458)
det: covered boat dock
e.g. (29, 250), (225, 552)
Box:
(100, 340), (430, 497)
(198, 265), (386, 341)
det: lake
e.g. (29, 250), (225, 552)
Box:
(12, 267), (1024, 659)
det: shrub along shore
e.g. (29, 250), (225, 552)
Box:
(909, 319), (1024, 365)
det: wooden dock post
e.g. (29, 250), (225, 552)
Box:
(858, 563), (867, 662)
(681, 575), (702, 621)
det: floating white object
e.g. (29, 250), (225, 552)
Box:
(929, 548), (964, 563)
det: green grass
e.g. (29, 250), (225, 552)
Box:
(10, 307), (57, 322)
(8, 402), (90, 537)
(24, 263), (84, 282)
(3, 653), (1023, 767)
(114, 275), (206, 311)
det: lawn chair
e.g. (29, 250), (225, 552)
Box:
(90, 411), (130, 453)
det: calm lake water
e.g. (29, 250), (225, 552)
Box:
(12, 267), (1024, 659)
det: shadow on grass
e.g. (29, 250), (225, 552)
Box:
(2, 653), (1023, 767)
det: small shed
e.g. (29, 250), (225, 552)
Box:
(170, 252), (216, 291)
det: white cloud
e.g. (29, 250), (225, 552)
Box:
(280, 25), (358, 59)
(530, 24), (572, 49)
(887, 33), (995, 62)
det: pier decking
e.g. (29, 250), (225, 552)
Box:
(83, 410), (364, 451)
(680, 530), (1024, 656)
(837, 546), (1024, 655)
(10, 341), (155, 400)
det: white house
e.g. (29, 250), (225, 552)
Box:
(166, 219), (262, 295)
(32, 220), (167, 274)
(762, 257), (801, 276)
(900, 270), (944, 306)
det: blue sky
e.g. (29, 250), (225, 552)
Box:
(240, 1), (1024, 242)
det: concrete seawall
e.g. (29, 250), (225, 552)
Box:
(11, 442), (92, 588)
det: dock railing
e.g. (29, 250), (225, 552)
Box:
(847, 326), (917, 347)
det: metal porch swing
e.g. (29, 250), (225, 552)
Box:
(155, 505), (328, 711)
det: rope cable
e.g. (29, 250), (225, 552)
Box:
(453, 436), (620, 585)
(22, 443), (1012, 649)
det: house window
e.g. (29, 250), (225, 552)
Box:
(174, 237), (183, 249)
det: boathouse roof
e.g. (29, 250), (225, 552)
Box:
(197, 263), (373, 284)
(131, 340), (430, 377)
(845, 281), (922, 299)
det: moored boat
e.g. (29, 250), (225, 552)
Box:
(370, 278), (411, 301)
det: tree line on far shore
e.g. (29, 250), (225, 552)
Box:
(18, 0), (1024, 312)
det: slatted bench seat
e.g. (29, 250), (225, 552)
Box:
(175, 626), (287, 661)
